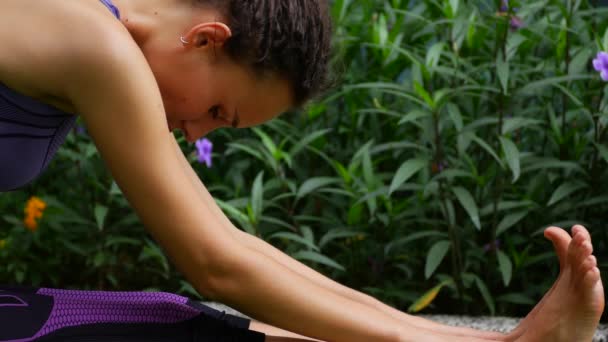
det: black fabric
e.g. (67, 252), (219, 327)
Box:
(0, 284), (265, 342)
(34, 315), (265, 342)
(0, 289), (54, 341)
(186, 300), (251, 330)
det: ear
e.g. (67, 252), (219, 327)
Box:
(182, 22), (232, 49)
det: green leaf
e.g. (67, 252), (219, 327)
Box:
(496, 55), (510, 94)
(547, 181), (586, 206)
(389, 159), (428, 195)
(449, 0), (459, 16)
(289, 129), (332, 156)
(595, 143), (608, 165)
(216, 199), (254, 235)
(426, 42), (444, 69)
(466, 12), (479, 50)
(297, 177), (341, 200)
(496, 250), (513, 286)
(473, 276), (495, 315)
(408, 279), (453, 313)
(347, 202), (364, 226)
(385, 231), (447, 256)
(319, 229), (363, 249)
(268, 232), (319, 252)
(333, 161), (351, 184)
(226, 142), (262, 160)
(602, 26), (608, 52)
(398, 109), (431, 125)
(104, 237), (140, 248)
(361, 145), (375, 189)
(517, 75), (594, 95)
(499, 137), (521, 183)
(94, 204), (108, 231)
(252, 128), (278, 156)
(470, 134), (504, 167)
(446, 103), (463, 131)
(376, 14), (388, 46)
(425, 240), (451, 279)
(292, 250), (345, 272)
(502, 118), (543, 135)
(250, 172), (265, 224)
(522, 158), (584, 174)
(496, 211), (528, 236)
(15, 270), (24, 284)
(109, 181), (123, 196)
(413, 81), (434, 108)
(93, 251), (105, 268)
(452, 186), (481, 230)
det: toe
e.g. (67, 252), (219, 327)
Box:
(572, 225), (592, 247)
(573, 241), (594, 276)
(581, 255), (597, 274)
(544, 227), (571, 269)
(567, 235), (581, 266)
(567, 234), (591, 273)
(581, 266), (601, 289)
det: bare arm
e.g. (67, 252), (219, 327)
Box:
(59, 24), (408, 342)
(170, 135), (409, 340)
(171, 136), (397, 321)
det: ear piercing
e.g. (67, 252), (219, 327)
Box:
(180, 36), (190, 45)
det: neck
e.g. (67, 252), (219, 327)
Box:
(109, 0), (194, 46)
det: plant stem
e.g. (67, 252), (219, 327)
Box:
(560, 1), (572, 160)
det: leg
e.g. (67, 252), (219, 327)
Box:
(251, 318), (511, 342)
(250, 320), (323, 341)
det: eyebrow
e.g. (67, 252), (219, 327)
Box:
(232, 108), (241, 128)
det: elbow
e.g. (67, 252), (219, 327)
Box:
(192, 245), (251, 302)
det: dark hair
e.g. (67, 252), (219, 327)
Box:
(195, 0), (333, 107)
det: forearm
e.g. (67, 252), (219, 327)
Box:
(204, 247), (408, 342)
(237, 229), (386, 316)
(237, 231), (507, 340)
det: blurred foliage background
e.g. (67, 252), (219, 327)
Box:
(1, 0), (607, 320)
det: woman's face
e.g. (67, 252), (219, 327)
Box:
(144, 22), (294, 143)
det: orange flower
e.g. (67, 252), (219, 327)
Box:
(23, 196), (47, 232)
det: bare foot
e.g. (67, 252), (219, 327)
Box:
(513, 225), (604, 342)
(506, 226), (572, 340)
(398, 226), (573, 342)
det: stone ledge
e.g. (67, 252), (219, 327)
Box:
(203, 302), (608, 341)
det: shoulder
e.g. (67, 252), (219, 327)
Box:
(0, 0), (146, 107)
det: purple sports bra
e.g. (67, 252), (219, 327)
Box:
(0, 0), (121, 192)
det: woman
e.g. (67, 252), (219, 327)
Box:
(0, 0), (603, 341)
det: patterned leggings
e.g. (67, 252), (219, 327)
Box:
(0, 285), (265, 342)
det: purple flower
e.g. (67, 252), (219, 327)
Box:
(500, 0), (519, 12)
(483, 239), (501, 253)
(510, 16), (523, 30)
(500, 0), (509, 12)
(195, 138), (213, 167)
(593, 52), (608, 81)
(498, 0), (523, 30)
